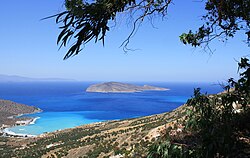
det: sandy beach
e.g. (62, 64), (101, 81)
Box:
(1, 117), (40, 137)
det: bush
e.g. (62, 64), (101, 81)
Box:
(147, 58), (250, 158)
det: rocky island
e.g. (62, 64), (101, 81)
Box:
(86, 82), (169, 93)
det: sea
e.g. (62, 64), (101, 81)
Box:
(0, 82), (223, 136)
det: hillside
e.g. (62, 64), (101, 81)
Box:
(0, 99), (41, 127)
(0, 105), (186, 158)
(86, 82), (169, 93)
(0, 99), (249, 157)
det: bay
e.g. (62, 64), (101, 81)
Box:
(0, 82), (222, 135)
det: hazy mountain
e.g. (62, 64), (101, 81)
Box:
(0, 74), (75, 82)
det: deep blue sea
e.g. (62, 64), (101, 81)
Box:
(0, 82), (222, 136)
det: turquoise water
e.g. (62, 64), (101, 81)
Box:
(8, 111), (102, 135)
(0, 82), (222, 136)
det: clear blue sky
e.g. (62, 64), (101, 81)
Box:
(0, 0), (249, 82)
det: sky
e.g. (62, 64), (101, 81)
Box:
(0, 0), (249, 82)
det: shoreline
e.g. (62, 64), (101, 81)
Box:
(0, 108), (176, 138)
(2, 128), (36, 137)
(0, 111), (167, 139)
(1, 117), (40, 138)
(29, 116), (40, 124)
(1, 113), (41, 138)
(0, 117), (40, 138)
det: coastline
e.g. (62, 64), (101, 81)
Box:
(30, 117), (40, 124)
(0, 117), (40, 137)
(0, 108), (42, 138)
(0, 103), (185, 139)
(2, 128), (36, 137)
(0, 104), (189, 158)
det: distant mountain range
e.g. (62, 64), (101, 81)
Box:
(0, 74), (75, 82)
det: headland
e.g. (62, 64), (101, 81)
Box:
(0, 99), (42, 137)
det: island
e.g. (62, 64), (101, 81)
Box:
(86, 82), (169, 93)
(0, 99), (42, 132)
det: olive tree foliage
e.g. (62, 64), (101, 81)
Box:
(180, 0), (250, 51)
(54, 0), (250, 59)
(147, 1), (250, 156)
(53, 0), (172, 59)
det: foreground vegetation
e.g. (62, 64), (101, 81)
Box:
(148, 58), (250, 158)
